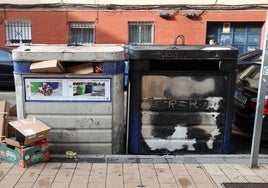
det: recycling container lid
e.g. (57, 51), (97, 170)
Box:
(12, 44), (125, 62)
(128, 44), (238, 60)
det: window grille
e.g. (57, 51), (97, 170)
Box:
(69, 22), (95, 45)
(128, 22), (154, 44)
(6, 21), (32, 45)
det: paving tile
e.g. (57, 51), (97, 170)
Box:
(232, 163), (265, 182)
(14, 182), (34, 188)
(32, 176), (55, 188)
(202, 164), (230, 187)
(123, 163), (141, 183)
(73, 162), (92, 176)
(29, 162), (46, 169)
(54, 168), (74, 183)
(159, 183), (178, 188)
(202, 164), (227, 176)
(88, 182), (106, 188)
(18, 168), (43, 183)
(139, 182), (160, 188)
(154, 163), (177, 184)
(69, 176), (89, 187)
(88, 163), (107, 183)
(124, 182), (146, 188)
(169, 164), (196, 188)
(51, 182), (70, 188)
(217, 164), (247, 182)
(185, 164), (215, 187)
(60, 163), (77, 169)
(0, 168), (10, 181)
(41, 163), (61, 176)
(206, 175), (230, 188)
(106, 163), (123, 188)
(195, 182), (215, 188)
(252, 165), (268, 182)
(0, 162), (14, 169)
(7, 165), (27, 175)
(138, 163), (159, 184)
(232, 164), (257, 176)
(0, 175), (21, 188)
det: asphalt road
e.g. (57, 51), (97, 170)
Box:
(1, 90), (268, 155)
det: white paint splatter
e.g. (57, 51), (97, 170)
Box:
(205, 97), (223, 110)
(206, 127), (220, 149)
(143, 124), (221, 151)
(142, 76), (218, 98)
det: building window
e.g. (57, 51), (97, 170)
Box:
(128, 22), (154, 44)
(6, 21), (32, 45)
(69, 22), (95, 45)
(207, 22), (262, 55)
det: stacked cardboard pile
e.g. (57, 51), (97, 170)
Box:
(0, 101), (51, 168)
(0, 101), (9, 140)
(30, 59), (95, 74)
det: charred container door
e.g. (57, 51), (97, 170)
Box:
(128, 45), (238, 154)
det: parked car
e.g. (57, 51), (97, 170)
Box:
(233, 61), (268, 140)
(0, 47), (14, 90)
(237, 50), (262, 74)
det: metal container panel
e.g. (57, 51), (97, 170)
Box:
(13, 44), (125, 154)
(12, 44), (125, 62)
(14, 73), (124, 154)
(128, 44), (238, 154)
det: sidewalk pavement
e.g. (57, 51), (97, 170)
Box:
(1, 154), (268, 188)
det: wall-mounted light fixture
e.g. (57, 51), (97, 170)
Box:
(184, 12), (197, 19)
(159, 11), (172, 19)
(159, 11), (179, 20)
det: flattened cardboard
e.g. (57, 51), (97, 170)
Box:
(5, 117), (51, 147)
(65, 62), (94, 74)
(0, 140), (50, 168)
(0, 101), (9, 140)
(30, 60), (65, 73)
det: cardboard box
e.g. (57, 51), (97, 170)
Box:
(65, 63), (94, 74)
(5, 117), (51, 147)
(0, 101), (9, 140)
(30, 60), (65, 73)
(0, 140), (49, 168)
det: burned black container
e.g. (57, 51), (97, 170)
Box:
(128, 45), (238, 154)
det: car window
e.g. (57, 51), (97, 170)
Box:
(0, 50), (12, 62)
(238, 64), (260, 89)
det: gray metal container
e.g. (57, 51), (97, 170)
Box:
(12, 44), (125, 154)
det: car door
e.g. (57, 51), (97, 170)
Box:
(0, 49), (14, 87)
